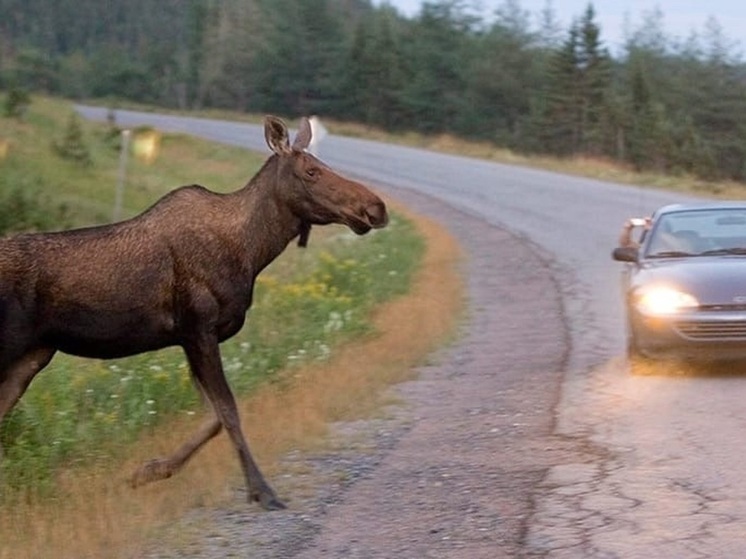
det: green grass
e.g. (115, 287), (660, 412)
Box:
(0, 97), (424, 496)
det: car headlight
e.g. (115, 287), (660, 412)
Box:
(634, 286), (699, 315)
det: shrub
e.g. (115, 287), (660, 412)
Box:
(2, 88), (30, 119)
(52, 113), (92, 166)
(0, 173), (71, 235)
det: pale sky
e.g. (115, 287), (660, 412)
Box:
(375, 0), (746, 53)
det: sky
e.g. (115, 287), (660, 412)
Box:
(374, 0), (746, 53)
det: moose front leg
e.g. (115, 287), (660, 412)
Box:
(183, 335), (286, 510)
(0, 348), (56, 423)
(0, 348), (56, 466)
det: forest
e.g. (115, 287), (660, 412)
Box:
(2, 0), (746, 182)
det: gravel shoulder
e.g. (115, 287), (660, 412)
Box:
(145, 186), (594, 558)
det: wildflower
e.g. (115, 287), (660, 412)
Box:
(316, 343), (331, 360)
(324, 311), (344, 333)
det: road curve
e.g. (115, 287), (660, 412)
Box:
(78, 107), (746, 558)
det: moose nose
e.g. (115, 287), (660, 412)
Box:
(366, 201), (388, 229)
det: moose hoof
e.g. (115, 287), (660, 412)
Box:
(129, 458), (175, 488)
(253, 490), (286, 511)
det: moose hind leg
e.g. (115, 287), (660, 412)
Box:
(184, 336), (286, 510)
(129, 415), (222, 488)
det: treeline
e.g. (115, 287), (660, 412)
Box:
(2, 0), (746, 181)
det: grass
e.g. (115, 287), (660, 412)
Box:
(0, 96), (440, 558)
(0, 97), (258, 230)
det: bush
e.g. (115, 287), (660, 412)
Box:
(0, 173), (70, 235)
(52, 113), (92, 166)
(2, 88), (30, 119)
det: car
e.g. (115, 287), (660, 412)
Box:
(613, 202), (746, 370)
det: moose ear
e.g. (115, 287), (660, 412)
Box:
(292, 117), (312, 152)
(264, 116), (291, 155)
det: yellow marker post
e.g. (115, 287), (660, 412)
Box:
(132, 130), (161, 165)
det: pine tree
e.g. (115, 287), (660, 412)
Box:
(575, 4), (612, 154)
(541, 25), (582, 154)
(52, 113), (92, 166)
(538, 4), (611, 156)
(341, 8), (405, 128)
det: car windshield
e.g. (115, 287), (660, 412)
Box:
(645, 208), (746, 258)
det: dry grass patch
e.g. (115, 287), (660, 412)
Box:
(0, 202), (465, 559)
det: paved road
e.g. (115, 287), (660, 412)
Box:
(78, 107), (746, 557)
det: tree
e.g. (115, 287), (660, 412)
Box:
(198, 0), (264, 111)
(461, 0), (540, 144)
(675, 23), (746, 180)
(340, 7), (406, 128)
(398, 0), (478, 134)
(536, 0), (563, 49)
(52, 113), (92, 166)
(3, 87), (30, 118)
(184, 0), (208, 109)
(254, 0), (348, 116)
(538, 4), (612, 155)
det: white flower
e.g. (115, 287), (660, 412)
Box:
(324, 311), (345, 333)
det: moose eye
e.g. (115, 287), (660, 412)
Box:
(305, 167), (320, 180)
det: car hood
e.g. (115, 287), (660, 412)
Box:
(634, 256), (746, 304)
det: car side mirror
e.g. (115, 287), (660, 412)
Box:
(612, 246), (639, 262)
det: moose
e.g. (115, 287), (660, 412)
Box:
(0, 116), (388, 510)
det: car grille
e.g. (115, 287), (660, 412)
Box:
(700, 304), (746, 312)
(675, 320), (746, 340)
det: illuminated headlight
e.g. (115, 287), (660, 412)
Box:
(634, 286), (699, 315)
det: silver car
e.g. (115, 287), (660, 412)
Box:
(613, 202), (746, 369)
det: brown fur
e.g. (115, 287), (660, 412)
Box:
(0, 116), (388, 510)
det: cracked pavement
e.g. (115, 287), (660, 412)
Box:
(528, 352), (746, 558)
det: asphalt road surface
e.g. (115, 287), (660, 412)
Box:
(78, 107), (746, 557)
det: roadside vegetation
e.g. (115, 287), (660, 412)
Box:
(0, 96), (431, 558)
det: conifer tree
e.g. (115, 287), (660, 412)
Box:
(538, 4), (611, 156)
(52, 113), (92, 166)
